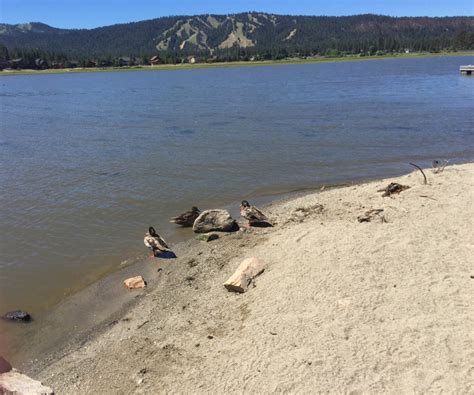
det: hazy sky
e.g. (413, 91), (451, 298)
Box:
(1, 0), (473, 28)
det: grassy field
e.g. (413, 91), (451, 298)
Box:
(1, 51), (473, 77)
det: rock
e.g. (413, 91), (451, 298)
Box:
(1, 310), (31, 322)
(195, 233), (220, 242)
(193, 209), (239, 233)
(0, 369), (54, 394)
(0, 357), (12, 373)
(123, 276), (146, 289)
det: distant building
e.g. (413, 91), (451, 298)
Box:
(11, 58), (23, 69)
(0, 60), (11, 70)
(117, 57), (131, 67)
(150, 55), (162, 65)
(34, 58), (46, 69)
(51, 62), (65, 69)
(99, 60), (113, 67)
(85, 60), (98, 67)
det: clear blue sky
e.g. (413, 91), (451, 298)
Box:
(1, 0), (472, 29)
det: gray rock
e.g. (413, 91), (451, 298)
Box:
(193, 210), (239, 233)
(2, 310), (31, 322)
(0, 369), (54, 394)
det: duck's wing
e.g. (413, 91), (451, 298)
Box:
(171, 210), (200, 226)
(248, 206), (268, 222)
(170, 211), (191, 223)
(155, 234), (170, 251)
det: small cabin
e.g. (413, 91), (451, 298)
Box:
(117, 57), (131, 67)
(150, 55), (162, 65)
(34, 58), (46, 69)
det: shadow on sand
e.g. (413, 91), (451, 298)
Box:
(155, 251), (177, 259)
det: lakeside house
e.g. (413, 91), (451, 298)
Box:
(150, 55), (162, 65)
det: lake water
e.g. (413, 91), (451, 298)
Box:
(1, 56), (473, 322)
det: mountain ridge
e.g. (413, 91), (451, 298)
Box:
(1, 13), (473, 63)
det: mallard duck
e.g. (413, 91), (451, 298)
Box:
(170, 206), (201, 227)
(144, 227), (171, 257)
(240, 200), (270, 226)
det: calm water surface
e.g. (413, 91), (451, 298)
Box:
(1, 56), (473, 319)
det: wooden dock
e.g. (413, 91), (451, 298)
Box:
(460, 65), (474, 75)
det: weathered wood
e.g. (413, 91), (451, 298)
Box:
(224, 257), (265, 293)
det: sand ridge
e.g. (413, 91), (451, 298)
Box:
(34, 163), (473, 393)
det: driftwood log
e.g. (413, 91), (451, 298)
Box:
(224, 257), (265, 293)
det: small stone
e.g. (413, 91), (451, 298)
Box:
(207, 335), (214, 339)
(1, 310), (31, 322)
(195, 233), (219, 242)
(123, 276), (146, 289)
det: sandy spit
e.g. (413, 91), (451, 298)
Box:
(32, 163), (473, 393)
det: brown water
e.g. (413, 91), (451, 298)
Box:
(0, 56), (473, 345)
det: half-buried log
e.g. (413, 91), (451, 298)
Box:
(224, 257), (265, 293)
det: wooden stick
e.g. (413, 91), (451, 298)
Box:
(409, 163), (427, 184)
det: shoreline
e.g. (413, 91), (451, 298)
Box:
(1, 51), (473, 77)
(4, 173), (367, 369)
(7, 162), (473, 392)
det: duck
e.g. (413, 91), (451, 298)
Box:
(170, 206), (201, 227)
(240, 200), (271, 226)
(144, 227), (171, 257)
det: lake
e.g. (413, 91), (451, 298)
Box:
(1, 56), (473, 324)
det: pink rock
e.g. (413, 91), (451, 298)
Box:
(123, 276), (146, 289)
(0, 356), (12, 373)
(0, 369), (54, 394)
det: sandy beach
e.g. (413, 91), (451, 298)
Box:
(14, 163), (474, 393)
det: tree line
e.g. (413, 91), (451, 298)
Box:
(1, 13), (473, 70)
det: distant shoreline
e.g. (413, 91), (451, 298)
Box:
(2, 51), (473, 76)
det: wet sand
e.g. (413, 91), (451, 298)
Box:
(9, 163), (474, 393)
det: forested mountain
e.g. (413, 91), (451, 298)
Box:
(0, 13), (473, 68)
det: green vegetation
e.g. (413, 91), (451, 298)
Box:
(2, 51), (473, 77)
(0, 13), (473, 71)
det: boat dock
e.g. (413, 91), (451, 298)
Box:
(460, 65), (474, 75)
